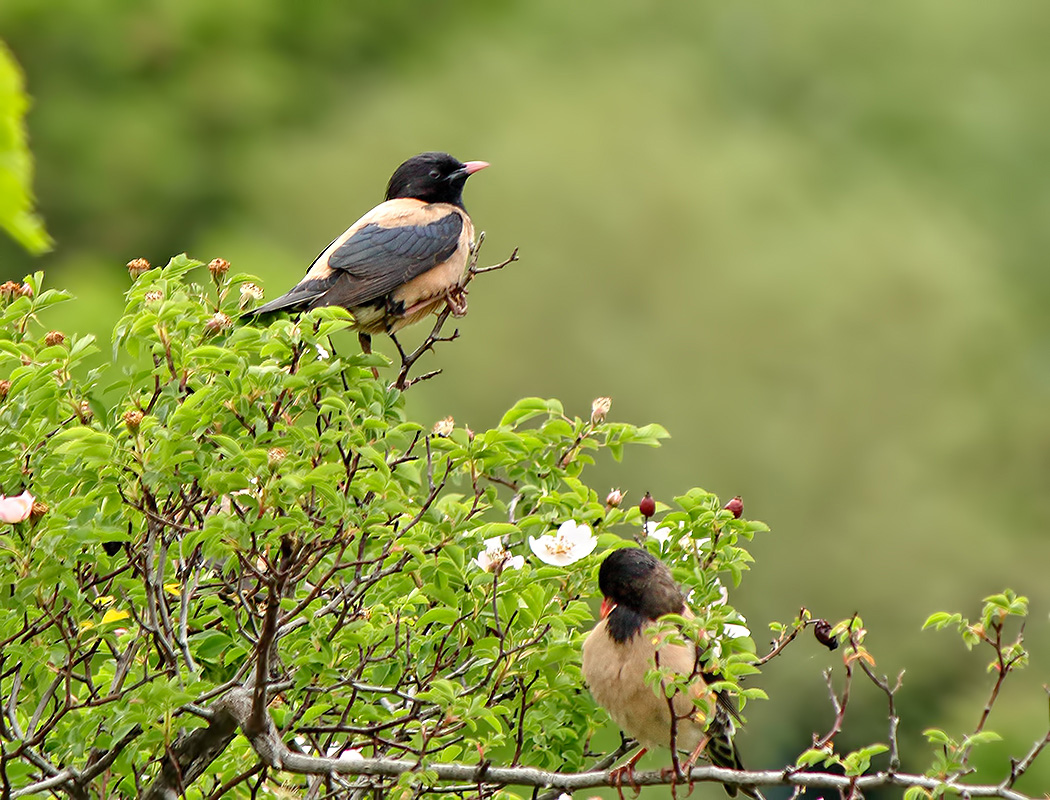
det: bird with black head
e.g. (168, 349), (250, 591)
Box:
(246, 152), (488, 352)
(583, 547), (763, 798)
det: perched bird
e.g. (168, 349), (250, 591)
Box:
(246, 152), (488, 348)
(582, 547), (761, 798)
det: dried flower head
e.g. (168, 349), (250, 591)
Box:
(30, 501), (48, 521)
(44, 330), (65, 347)
(590, 396), (612, 425)
(76, 400), (93, 423)
(528, 520), (597, 566)
(204, 312), (233, 335)
(127, 258), (151, 279)
(143, 290), (163, 304)
(268, 447), (287, 466)
(0, 281), (20, 300)
(123, 409), (144, 432)
(208, 258), (231, 278)
(0, 380), (10, 400)
(432, 416), (455, 437)
(239, 282), (264, 309)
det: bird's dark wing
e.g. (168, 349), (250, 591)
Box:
(324, 212), (463, 306)
(244, 209), (464, 317)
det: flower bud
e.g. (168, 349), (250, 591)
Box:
(17, 284), (33, 298)
(44, 330), (66, 347)
(208, 258), (231, 278)
(724, 496), (744, 519)
(590, 396), (612, 425)
(127, 258), (151, 279)
(813, 619), (839, 651)
(30, 501), (48, 521)
(639, 491), (656, 519)
(606, 489), (624, 508)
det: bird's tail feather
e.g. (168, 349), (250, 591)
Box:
(242, 290), (323, 318)
(706, 716), (764, 800)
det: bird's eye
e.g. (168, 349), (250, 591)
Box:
(428, 169), (441, 179)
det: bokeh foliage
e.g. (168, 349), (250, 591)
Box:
(0, 42), (49, 255)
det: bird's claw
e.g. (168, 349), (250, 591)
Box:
(608, 763), (642, 799)
(608, 747), (647, 800)
(445, 286), (468, 317)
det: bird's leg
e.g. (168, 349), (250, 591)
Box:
(358, 332), (379, 380)
(608, 746), (647, 799)
(682, 734), (711, 795)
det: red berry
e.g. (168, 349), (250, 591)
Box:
(639, 491), (656, 519)
(724, 496), (744, 519)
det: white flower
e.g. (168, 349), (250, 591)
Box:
(680, 533), (712, 551)
(337, 747), (364, 763)
(643, 520), (673, 544)
(724, 622), (751, 639)
(713, 578), (729, 606)
(529, 521), (597, 566)
(473, 537), (525, 573)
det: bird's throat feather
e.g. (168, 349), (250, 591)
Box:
(606, 605), (649, 645)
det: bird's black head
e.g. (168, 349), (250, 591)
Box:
(599, 548), (686, 642)
(385, 152), (489, 208)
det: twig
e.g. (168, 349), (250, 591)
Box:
(854, 659), (905, 772)
(814, 664), (852, 750)
(1003, 686), (1050, 788)
(754, 611), (810, 667)
(392, 240), (519, 390)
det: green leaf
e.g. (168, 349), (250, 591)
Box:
(795, 747), (837, 768)
(499, 397), (561, 428)
(962, 730), (1002, 748)
(922, 728), (954, 746)
(903, 787), (932, 800)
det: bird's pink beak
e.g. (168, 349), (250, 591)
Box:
(463, 160), (490, 175)
(600, 597), (616, 619)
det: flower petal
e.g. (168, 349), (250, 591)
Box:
(0, 491), (34, 524)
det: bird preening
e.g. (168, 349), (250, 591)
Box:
(244, 151), (488, 356)
(583, 547), (763, 798)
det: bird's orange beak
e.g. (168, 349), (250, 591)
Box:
(600, 597), (616, 619)
(463, 160), (490, 175)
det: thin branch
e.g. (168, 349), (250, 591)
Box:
(392, 241), (519, 390)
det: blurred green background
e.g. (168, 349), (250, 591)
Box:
(4, 1), (1050, 796)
